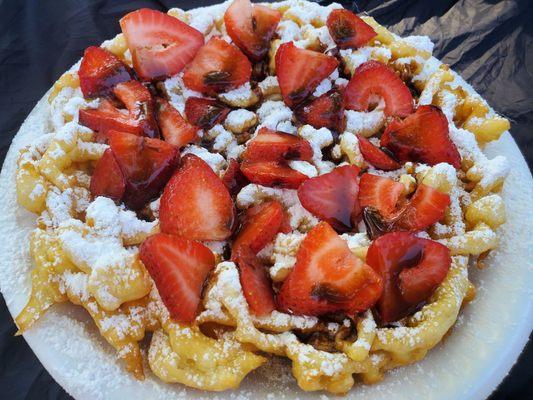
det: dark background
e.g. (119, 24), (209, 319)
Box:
(0, 0), (531, 399)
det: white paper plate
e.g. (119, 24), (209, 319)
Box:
(1, 8), (532, 400)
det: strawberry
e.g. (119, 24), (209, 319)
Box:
(357, 135), (400, 171)
(396, 184), (450, 231)
(222, 159), (249, 197)
(358, 173), (405, 217)
(120, 8), (204, 80)
(242, 127), (314, 163)
(156, 98), (199, 148)
(224, 0), (281, 61)
(89, 148), (125, 201)
(366, 232), (451, 323)
(294, 89), (345, 132)
(107, 130), (179, 210)
(139, 233), (215, 322)
(381, 105), (461, 168)
(232, 200), (284, 256)
(326, 9), (376, 49)
(159, 154), (236, 241)
(232, 247), (276, 316)
(278, 222), (383, 316)
(344, 60), (413, 117)
(79, 99), (143, 138)
(276, 42), (339, 107)
(183, 37), (252, 96)
(184, 97), (230, 130)
(113, 80), (159, 138)
(297, 165), (361, 232)
(240, 160), (309, 189)
(78, 46), (132, 98)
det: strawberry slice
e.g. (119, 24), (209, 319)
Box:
(78, 46), (132, 98)
(222, 159), (249, 197)
(120, 8), (204, 80)
(108, 131), (179, 209)
(232, 247), (276, 316)
(396, 184), (450, 231)
(232, 200), (284, 255)
(357, 135), (400, 171)
(381, 105), (461, 168)
(276, 42), (339, 107)
(184, 97), (230, 130)
(294, 89), (345, 132)
(156, 98), (199, 148)
(113, 80), (159, 138)
(224, 0), (281, 61)
(297, 165), (361, 232)
(139, 233), (215, 322)
(159, 154), (236, 241)
(278, 222), (383, 316)
(183, 37), (252, 96)
(358, 173), (405, 217)
(242, 127), (314, 163)
(89, 148), (125, 201)
(344, 60), (413, 117)
(240, 160), (309, 189)
(366, 232), (451, 323)
(326, 9), (377, 49)
(79, 99), (143, 139)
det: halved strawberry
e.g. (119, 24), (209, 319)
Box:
(278, 222), (383, 316)
(89, 148), (125, 201)
(183, 37), (252, 96)
(159, 154), (236, 241)
(276, 42), (339, 107)
(232, 200), (284, 256)
(357, 135), (400, 171)
(222, 159), (249, 197)
(108, 130), (179, 209)
(232, 247), (276, 316)
(297, 165), (361, 232)
(326, 9), (376, 49)
(224, 0), (281, 61)
(344, 60), (413, 117)
(184, 97), (230, 130)
(294, 89), (345, 132)
(139, 233), (215, 322)
(396, 184), (450, 231)
(366, 232), (451, 323)
(113, 80), (159, 138)
(358, 173), (404, 217)
(79, 99), (143, 138)
(381, 105), (461, 168)
(242, 127), (314, 163)
(120, 8), (204, 80)
(156, 98), (199, 147)
(240, 160), (309, 189)
(78, 46), (132, 98)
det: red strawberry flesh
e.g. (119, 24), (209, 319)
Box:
(366, 231), (451, 323)
(120, 8), (204, 80)
(78, 46), (132, 98)
(344, 60), (413, 117)
(326, 9), (377, 49)
(224, 0), (281, 61)
(140, 233), (215, 322)
(276, 42), (339, 108)
(183, 37), (252, 96)
(159, 154), (236, 241)
(381, 105), (461, 168)
(297, 165), (361, 232)
(278, 222), (383, 316)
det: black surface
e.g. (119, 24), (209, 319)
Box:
(0, 1), (531, 399)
